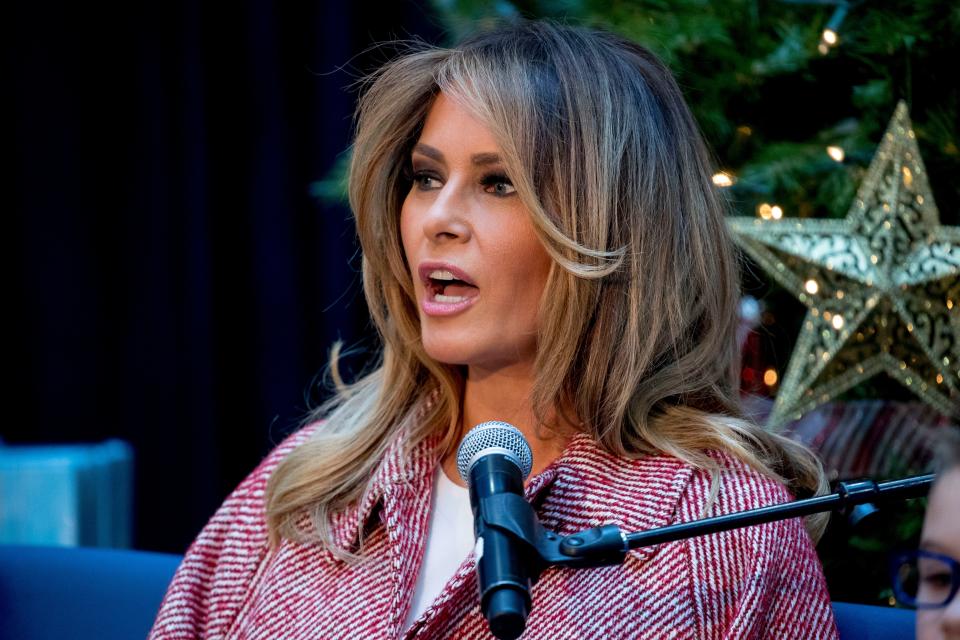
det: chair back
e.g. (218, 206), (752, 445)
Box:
(0, 545), (181, 640)
(833, 601), (915, 640)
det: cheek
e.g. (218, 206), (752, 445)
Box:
(492, 222), (552, 316)
(399, 199), (419, 270)
(915, 610), (941, 640)
(399, 199), (413, 249)
(517, 229), (552, 293)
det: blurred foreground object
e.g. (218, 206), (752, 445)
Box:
(0, 440), (132, 547)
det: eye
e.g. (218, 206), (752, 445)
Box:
(411, 171), (441, 191)
(480, 173), (516, 197)
(920, 571), (952, 588)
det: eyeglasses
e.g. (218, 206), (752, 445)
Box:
(890, 550), (960, 609)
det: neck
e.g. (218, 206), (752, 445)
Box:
(442, 359), (574, 487)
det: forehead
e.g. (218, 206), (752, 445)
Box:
(417, 93), (500, 152)
(922, 469), (960, 557)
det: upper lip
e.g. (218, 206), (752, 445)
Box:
(417, 261), (478, 287)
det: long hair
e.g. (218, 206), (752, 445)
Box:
(265, 20), (828, 552)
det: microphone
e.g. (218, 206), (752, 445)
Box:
(457, 421), (534, 640)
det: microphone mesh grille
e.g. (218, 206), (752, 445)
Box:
(456, 421), (533, 484)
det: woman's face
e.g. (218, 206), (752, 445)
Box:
(400, 93), (552, 373)
(917, 468), (960, 640)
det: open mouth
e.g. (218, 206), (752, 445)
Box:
(426, 269), (479, 303)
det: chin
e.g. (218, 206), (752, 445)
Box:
(421, 337), (473, 366)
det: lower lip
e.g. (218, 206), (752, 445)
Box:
(421, 292), (479, 317)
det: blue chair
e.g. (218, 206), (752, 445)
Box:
(0, 545), (181, 640)
(832, 601), (915, 640)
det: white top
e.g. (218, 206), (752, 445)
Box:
(403, 465), (475, 629)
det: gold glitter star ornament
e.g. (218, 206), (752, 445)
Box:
(729, 101), (960, 428)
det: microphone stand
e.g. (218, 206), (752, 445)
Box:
(474, 474), (935, 575)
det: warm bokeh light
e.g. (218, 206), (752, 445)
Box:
(712, 171), (734, 187)
(822, 29), (838, 45)
(804, 279), (819, 295)
(902, 165), (913, 186)
(770, 205), (783, 220)
(826, 146), (845, 162)
(832, 314), (845, 330)
(763, 368), (778, 386)
(758, 203), (772, 220)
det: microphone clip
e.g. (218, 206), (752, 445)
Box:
(476, 493), (628, 577)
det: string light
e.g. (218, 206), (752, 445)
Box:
(712, 171), (735, 187)
(770, 205), (783, 220)
(832, 314), (845, 330)
(763, 369), (779, 386)
(826, 146), (845, 162)
(819, 4), (848, 52)
(804, 279), (819, 295)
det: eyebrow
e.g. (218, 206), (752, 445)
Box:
(412, 143), (503, 167)
(919, 540), (953, 556)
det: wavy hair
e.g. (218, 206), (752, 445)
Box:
(265, 20), (828, 552)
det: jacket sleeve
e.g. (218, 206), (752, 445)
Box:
(680, 462), (839, 640)
(148, 424), (321, 639)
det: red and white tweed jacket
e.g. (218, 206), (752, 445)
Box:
(149, 422), (838, 639)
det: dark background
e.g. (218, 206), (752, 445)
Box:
(8, 1), (442, 553)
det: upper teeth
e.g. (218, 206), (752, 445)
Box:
(429, 270), (457, 281)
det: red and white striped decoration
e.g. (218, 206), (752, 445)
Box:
(741, 397), (956, 479)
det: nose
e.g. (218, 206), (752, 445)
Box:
(421, 179), (472, 244)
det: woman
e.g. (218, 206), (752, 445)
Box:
(150, 20), (837, 639)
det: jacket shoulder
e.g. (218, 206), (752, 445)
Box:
(148, 422), (323, 639)
(682, 451), (794, 519)
(677, 454), (837, 639)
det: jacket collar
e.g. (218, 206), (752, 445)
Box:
(327, 426), (692, 557)
(326, 423), (442, 552)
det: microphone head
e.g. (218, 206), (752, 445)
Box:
(456, 421), (534, 485)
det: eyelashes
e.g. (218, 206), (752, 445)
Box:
(403, 164), (516, 197)
(410, 170), (440, 190)
(479, 173), (515, 196)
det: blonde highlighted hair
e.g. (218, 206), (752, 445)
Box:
(265, 20), (828, 552)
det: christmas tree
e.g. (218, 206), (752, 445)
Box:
(432, 0), (958, 224)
